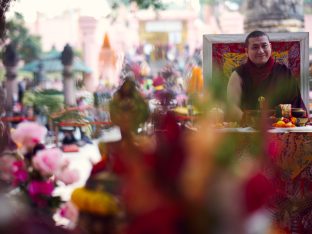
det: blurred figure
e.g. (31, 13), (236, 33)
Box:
(18, 78), (27, 104)
(108, 73), (190, 233)
(186, 62), (204, 96)
(152, 72), (166, 101)
(143, 43), (153, 63)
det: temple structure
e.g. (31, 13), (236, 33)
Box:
(98, 33), (118, 87)
(78, 16), (99, 91)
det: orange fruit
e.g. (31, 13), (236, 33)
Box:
(275, 120), (286, 127)
(291, 117), (297, 124)
(285, 122), (295, 128)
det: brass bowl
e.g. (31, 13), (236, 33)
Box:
(291, 108), (306, 118)
(297, 117), (308, 126)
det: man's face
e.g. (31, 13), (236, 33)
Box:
(246, 36), (272, 67)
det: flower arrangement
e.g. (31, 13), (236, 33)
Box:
(60, 171), (121, 232)
(5, 122), (79, 211)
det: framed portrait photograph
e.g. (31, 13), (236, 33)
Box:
(203, 32), (310, 112)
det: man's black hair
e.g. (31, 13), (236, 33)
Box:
(245, 30), (270, 47)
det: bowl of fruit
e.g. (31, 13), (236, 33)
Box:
(272, 117), (297, 128)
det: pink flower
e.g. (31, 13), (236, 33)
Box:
(58, 201), (79, 224)
(60, 158), (70, 170)
(56, 168), (80, 185)
(11, 122), (47, 148)
(27, 180), (54, 196)
(32, 148), (64, 176)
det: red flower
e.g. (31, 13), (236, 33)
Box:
(90, 159), (107, 176)
(27, 180), (55, 207)
(12, 160), (28, 185)
(28, 180), (54, 197)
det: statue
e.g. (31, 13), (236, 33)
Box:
(3, 44), (18, 68)
(61, 44), (76, 106)
(109, 73), (149, 137)
(34, 60), (45, 86)
(61, 44), (74, 66)
(2, 43), (19, 114)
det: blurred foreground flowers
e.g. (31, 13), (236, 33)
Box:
(2, 122), (79, 211)
(1, 68), (311, 233)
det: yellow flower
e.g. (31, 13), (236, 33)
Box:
(71, 187), (119, 215)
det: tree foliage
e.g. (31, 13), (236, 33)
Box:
(4, 12), (42, 63)
(111, 0), (165, 9)
(200, 0), (243, 5)
(132, 0), (164, 9)
(199, 0), (217, 5)
(0, 0), (15, 40)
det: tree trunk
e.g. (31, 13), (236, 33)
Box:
(244, 0), (304, 32)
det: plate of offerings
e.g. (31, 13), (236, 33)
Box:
(272, 117), (296, 128)
(271, 116), (312, 132)
(270, 126), (312, 132)
(285, 126), (312, 132)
